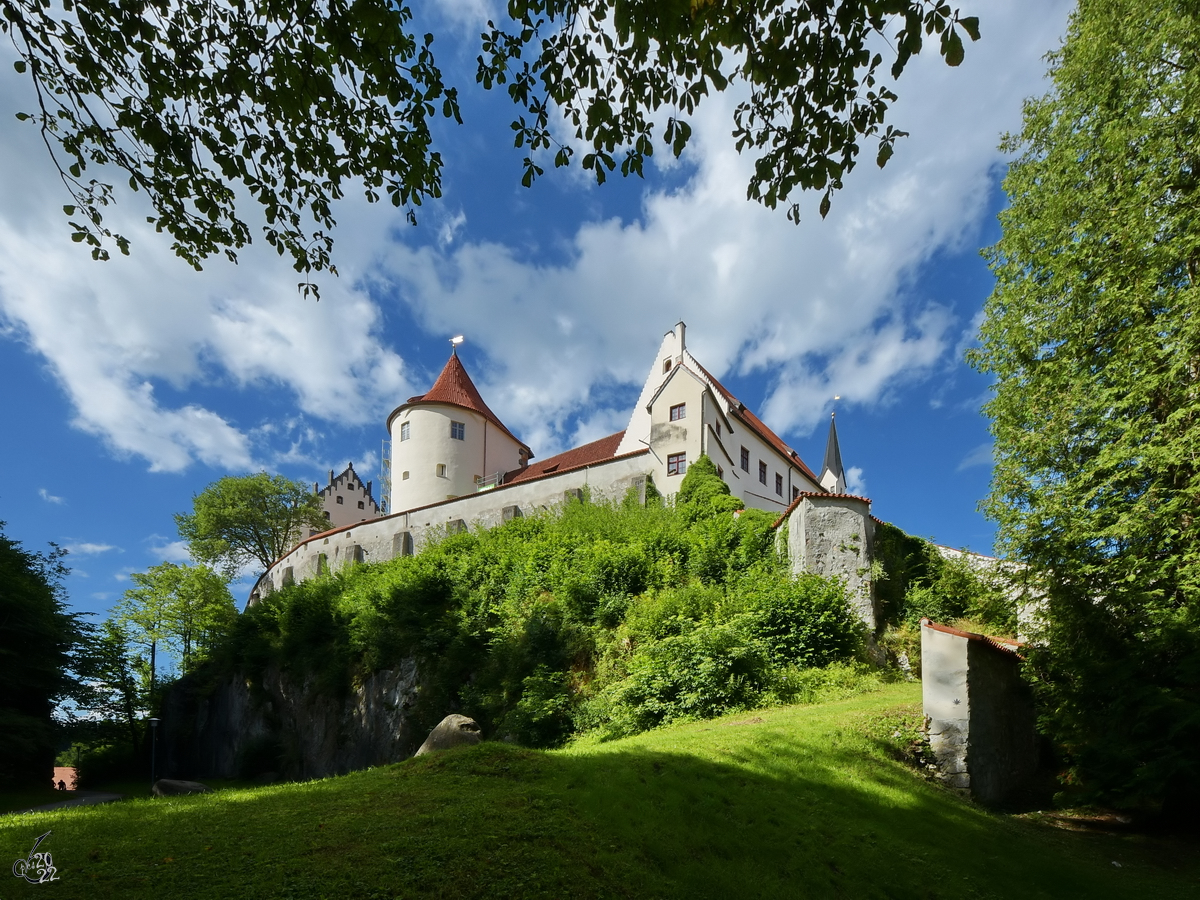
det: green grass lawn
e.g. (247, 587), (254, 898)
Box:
(2, 684), (1197, 898)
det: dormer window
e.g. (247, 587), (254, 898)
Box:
(669, 403), (686, 421)
(450, 421), (465, 440)
(400, 422), (410, 441)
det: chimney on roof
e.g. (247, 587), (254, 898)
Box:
(314, 482), (319, 494)
(676, 320), (686, 353)
(819, 412), (847, 494)
(329, 469), (335, 487)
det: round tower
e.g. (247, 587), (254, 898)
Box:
(386, 350), (531, 512)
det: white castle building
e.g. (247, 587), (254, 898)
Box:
(252, 323), (878, 628)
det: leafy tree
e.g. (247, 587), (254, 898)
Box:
(176, 473), (327, 578)
(970, 0), (1200, 808)
(676, 454), (744, 515)
(116, 562), (237, 693)
(70, 619), (143, 756)
(3, 0), (978, 280)
(0, 521), (74, 787)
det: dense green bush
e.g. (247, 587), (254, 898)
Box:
(204, 457), (870, 747)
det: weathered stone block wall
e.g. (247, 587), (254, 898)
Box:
(920, 620), (1037, 807)
(787, 495), (876, 630)
(253, 453), (653, 601)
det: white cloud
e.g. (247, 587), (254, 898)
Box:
(38, 488), (65, 504)
(146, 539), (193, 564)
(64, 542), (119, 556)
(0, 1), (1071, 472)
(378, 0), (1073, 453)
(957, 443), (994, 472)
(846, 467), (868, 498)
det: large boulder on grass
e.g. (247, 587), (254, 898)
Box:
(414, 715), (482, 757)
(153, 779), (211, 797)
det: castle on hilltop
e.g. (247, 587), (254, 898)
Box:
(253, 322), (877, 627)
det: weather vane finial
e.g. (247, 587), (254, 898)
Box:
(832, 394), (840, 417)
(450, 334), (465, 354)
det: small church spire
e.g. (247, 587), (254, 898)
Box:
(820, 410), (846, 494)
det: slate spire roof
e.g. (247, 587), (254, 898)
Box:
(820, 412), (846, 494)
(395, 352), (530, 452)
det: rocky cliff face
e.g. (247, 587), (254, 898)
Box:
(160, 660), (423, 781)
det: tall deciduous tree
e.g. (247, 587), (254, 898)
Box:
(116, 562), (236, 693)
(0, 522), (74, 787)
(2, 0), (977, 283)
(971, 0), (1200, 808)
(176, 473), (327, 578)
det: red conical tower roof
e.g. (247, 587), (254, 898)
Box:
(389, 352), (529, 452)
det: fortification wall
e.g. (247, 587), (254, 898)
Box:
(253, 451), (653, 599)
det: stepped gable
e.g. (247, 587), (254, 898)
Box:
(687, 357), (820, 484)
(504, 431), (626, 484)
(398, 352), (529, 452)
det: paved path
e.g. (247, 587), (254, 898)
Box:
(9, 791), (125, 815)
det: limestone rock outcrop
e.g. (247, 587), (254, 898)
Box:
(414, 714), (482, 757)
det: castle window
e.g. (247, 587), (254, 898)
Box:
(792, 486), (800, 500)
(758, 461), (767, 485)
(357, 500), (365, 509)
(450, 421), (465, 441)
(740, 447), (749, 471)
(663, 359), (672, 373)
(715, 421), (721, 437)
(669, 403), (686, 421)
(402, 471), (410, 481)
(775, 473), (783, 496)
(667, 452), (687, 476)
(400, 422), (410, 441)
(436, 464), (447, 478)
(336, 495), (344, 504)
(323, 511), (330, 519)
(717, 465), (724, 479)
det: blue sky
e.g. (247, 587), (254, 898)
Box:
(0, 1), (1074, 620)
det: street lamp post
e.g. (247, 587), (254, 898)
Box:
(149, 717), (160, 791)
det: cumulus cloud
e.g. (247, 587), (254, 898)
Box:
(38, 488), (65, 504)
(846, 467), (868, 498)
(64, 542), (119, 556)
(0, 58), (412, 473)
(0, 0), (1071, 473)
(379, 0), (1073, 453)
(146, 539), (193, 565)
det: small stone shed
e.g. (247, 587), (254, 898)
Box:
(920, 618), (1038, 807)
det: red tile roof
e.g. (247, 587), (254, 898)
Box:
(687, 357), (821, 486)
(388, 353), (529, 451)
(504, 431), (627, 484)
(920, 618), (1024, 658)
(771, 490), (871, 529)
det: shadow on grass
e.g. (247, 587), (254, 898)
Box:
(1, 722), (1196, 899)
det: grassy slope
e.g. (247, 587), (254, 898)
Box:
(2, 684), (1196, 899)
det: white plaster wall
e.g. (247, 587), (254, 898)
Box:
(647, 366), (704, 493)
(616, 326), (684, 457)
(388, 403), (523, 511)
(921, 625), (971, 789)
(788, 496), (876, 628)
(257, 452), (654, 597)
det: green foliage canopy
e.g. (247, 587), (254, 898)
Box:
(970, 0), (1200, 807)
(3, 0), (978, 278)
(0, 522), (76, 786)
(176, 472), (327, 578)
